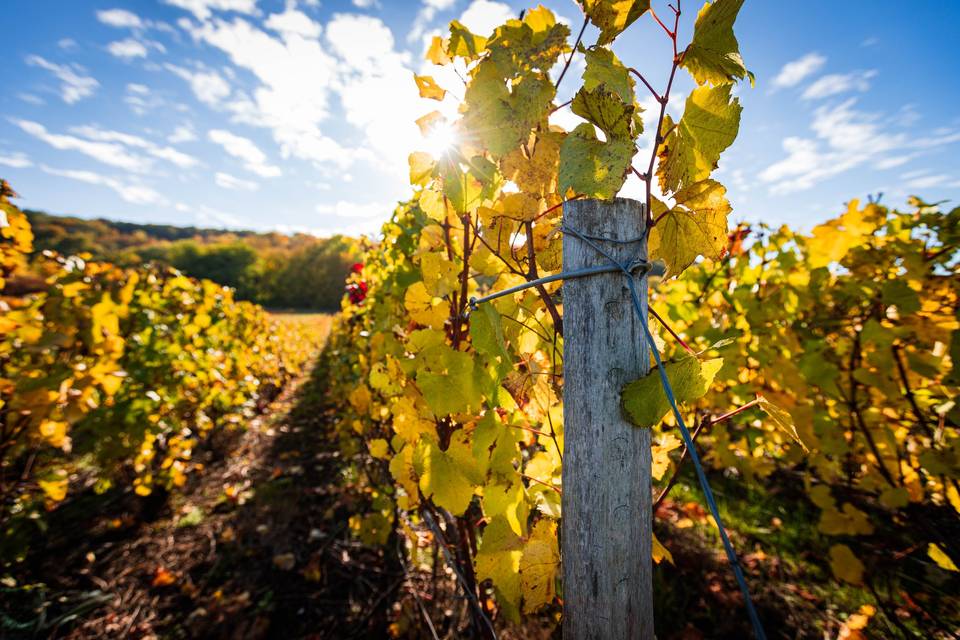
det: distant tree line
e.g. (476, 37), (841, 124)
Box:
(25, 210), (361, 310)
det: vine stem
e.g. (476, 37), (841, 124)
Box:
(712, 396), (761, 424)
(629, 67), (662, 102)
(521, 473), (563, 495)
(644, 0), (682, 228)
(648, 306), (695, 355)
(555, 16), (589, 91)
(653, 396), (761, 511)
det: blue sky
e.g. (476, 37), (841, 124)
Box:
(1, 0), (958, 235)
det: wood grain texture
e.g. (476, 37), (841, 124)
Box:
(561, 197), (653, 639)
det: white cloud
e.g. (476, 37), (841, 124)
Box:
(215, 171), (259, 190)
(326, 13), (396, 64)
(548, 105), (585, 132)
(326, 14), (438, 176)
(771, 52), (826, 89)
(802, 70), (876, 100)
(58, 38), (78, 51)
(459, 0), (513, 36)
(208, 129), (282, 177)
(18, 93), (45, 106)
(97, 8), (144, 29)
(0, 152), (32, 169)
(14, 119), (150, 172)
(68, 124), (200, 168)
(166, 64), (231, 105)
(124, 83), (164, 115)
(163, 0), (258, 21)
(759, 99), (960, 194)
(108, 39), (149, 59)
(25, 55), (99, 104)
(408, 0), (457, 43)
(181, 16), (348, 167)
(265, 6), (322, 39)
(904, 172), (950, 190)
(169, 124), (197, 143)
(40, 165), (165, 205)
(352, 0), (382, 8)
(315, 200), (390, 218)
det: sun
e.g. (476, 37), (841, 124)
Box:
(422, 121), (458, 158)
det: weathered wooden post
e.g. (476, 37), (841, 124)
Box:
(562, 197), (653, 639)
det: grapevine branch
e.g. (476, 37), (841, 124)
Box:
(653, 397), (761, 510)
(629, 67), (662, 103)
(555, 16), (589, 91)
(644, 1), (683, 227)
(649, 306), (695, 355)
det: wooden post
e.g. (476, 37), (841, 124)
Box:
(561, 197), (653, 639)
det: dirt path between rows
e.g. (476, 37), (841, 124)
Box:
(4, 354), (398, 640)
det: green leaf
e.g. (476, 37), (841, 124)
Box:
(622, 356), (724, 428)
(681, 0), (748, 86)
(648, 179), (730, 276)
(415, 344), (484, 416)
(439, 156), (484, 214)
(580, 0), (651, 46)
(881, 279), (921, 315)
(657, 84), (742, 194)
(571, 84), (642, 140)
(470, 304), (513, 380)
(582, 46), (635, 104)
(559, 123), (635, 200)
(829, 544), (864, 584)
(462, 60), (555, 157)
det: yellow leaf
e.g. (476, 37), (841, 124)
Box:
(409, 151), (435, 187)
(416, 110), (446, 137)
(419, 189), (454, 222)
(38, 420), (69, 449)
(500, 192), (541, 221)
(652, 433), (682, 480)
(414, 74), (446, 101)
(927, 543), (958, 572)
(829, 544), (864, 584)
(520, 519), (559, 613)
(420, 252), (459, 297)
(425, 35), (450, 65)
(369, 438), (390, 459)
(476, 517), (523, 614)
(404, 282), (449, 329)
(649, 179), (730, 277)
(806, 200), (883, 269)
(39, 477), (69, 502)
(652, 532), (674, 565)
(348, 385), (372, 414)
(416, 437), (477, 516)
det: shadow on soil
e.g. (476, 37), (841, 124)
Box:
(2, 349), (399, 639)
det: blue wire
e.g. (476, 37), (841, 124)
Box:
(563, 224), (768, 640)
